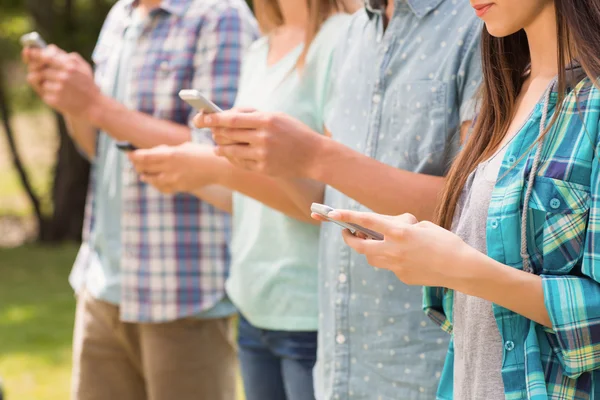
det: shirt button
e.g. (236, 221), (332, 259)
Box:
(504, 340), (515, 351)
(338, 273), (347, 283)
(490, 218), (499, 229)
(372, 94), (381, 104)
(507, 155), (516, 164)
(336, 334), (346, 344)
(550, 198), (561, 209)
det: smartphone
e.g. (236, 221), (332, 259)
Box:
(178, 89), (222, 114)
(20, 32), (47, 49)
(116, 142), (138, 152)
(311, 203), (384, 241)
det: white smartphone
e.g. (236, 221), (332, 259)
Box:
(20, 32), (47, 49)
(178, 89), (222, 113)
(311, 203), (384, 241)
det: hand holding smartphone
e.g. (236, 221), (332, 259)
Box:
(311, 203), (384, 241)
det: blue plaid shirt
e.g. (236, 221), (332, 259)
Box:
(425, 76), (600, 399)
(71, 0), (258, 323)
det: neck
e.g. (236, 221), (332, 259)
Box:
(385, 0), (395, 21)
(279, 0), (309, 29)
(138, 0), (162, 9)
(525, 2), (559, 79)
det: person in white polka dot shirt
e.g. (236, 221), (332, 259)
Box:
(197, 0), (482, 398)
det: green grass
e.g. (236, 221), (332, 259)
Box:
(0, 244), (79, 400)
(0, 244), (245, 399)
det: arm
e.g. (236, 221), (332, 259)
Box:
(64, 114), (97, 159)
(218, 166), (318, 224)
(190, 185), (233, 213)
(207, 115), (470, 221)
(129, 143), (317, 224)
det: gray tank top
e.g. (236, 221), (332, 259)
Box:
(451, 146), (508, 399)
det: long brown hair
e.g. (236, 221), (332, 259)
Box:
(253, 0), (359, 69)
(436, 0), (600, 229)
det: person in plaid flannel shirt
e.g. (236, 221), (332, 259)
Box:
(22, 0), (257, 399)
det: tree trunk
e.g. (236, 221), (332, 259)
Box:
(0, 69), (46, 235)
(47, 113), (89, 242)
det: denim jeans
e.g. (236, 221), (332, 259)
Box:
(237, 315), (318, 400)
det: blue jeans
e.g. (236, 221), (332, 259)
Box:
(237, 315), (317, 400)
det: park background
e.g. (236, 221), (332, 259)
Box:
(0, 1), (253, 398)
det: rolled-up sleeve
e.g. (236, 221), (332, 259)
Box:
(542, 140), (600, 378)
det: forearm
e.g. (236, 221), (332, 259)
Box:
(64, 114), (96, 159)
(218, 162), (316, 224)
(450, 248), (552, 328)
(87, 94), (191, 148)
(309, 138), (445, 220)
(190, 185), (233, 213)
(276, 178), (325, 216)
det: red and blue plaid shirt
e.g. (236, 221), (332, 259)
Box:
(73, 0), (257, 322)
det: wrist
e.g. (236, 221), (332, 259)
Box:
(447, 245), (499, 294)
(84, 91), (111, 128)
(306, 134), (333, 181)
(208, 152), (234, 186)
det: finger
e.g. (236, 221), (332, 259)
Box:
(310, 213), (329, 222)
(327, 210), (397, 235)
(213, 132), (245, 146)
(40, 67), (66, 83)
(341, 228), (383, 254)
(216, 144), (260, 163)
(27, 71), (44, 90)
(195, 111), (268, 130)
(22, 48), (31, 63)
(140, 174), (174, 194)
(128, 151), (169, 174)
(230, 107), (257, 113)
(41, 80), (62, 94)
(40, 49), (69, 70)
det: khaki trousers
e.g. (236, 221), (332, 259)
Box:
(71, 290), (237, 400)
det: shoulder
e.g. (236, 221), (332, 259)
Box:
(556, 76), (600, 145)
(183, 0), (257, 32)
(305, 13), (355, 65)
(99, 0), (130, 30)
(564, 77), (600, 114)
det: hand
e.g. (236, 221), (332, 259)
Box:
(323, 210), (475, 287)
(38, 49), (101, 118)
(128, 142), (224, 194)
(23, 45), (65, 96)
(194, 110), (324, 178)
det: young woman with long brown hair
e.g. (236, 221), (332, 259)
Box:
(321, 0), (600, 397)
(128, 1), (357, 399)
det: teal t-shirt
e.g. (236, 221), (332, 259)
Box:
(226, 14), (351, 331)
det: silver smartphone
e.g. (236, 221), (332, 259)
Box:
(311, 203), (384, 241)
(178, 89), (222, 113)
(20, 32), (47, 49)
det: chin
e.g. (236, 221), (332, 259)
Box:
(484, 22), (522, 38)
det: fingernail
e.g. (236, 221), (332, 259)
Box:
(327, 211), (340, 219)
(204, 116), (212, 123)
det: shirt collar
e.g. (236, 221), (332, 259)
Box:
(365, 0), (445, 19)
(123, 0), (189, 17)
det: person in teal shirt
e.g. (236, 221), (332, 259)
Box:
(128, 1), (357, 398)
